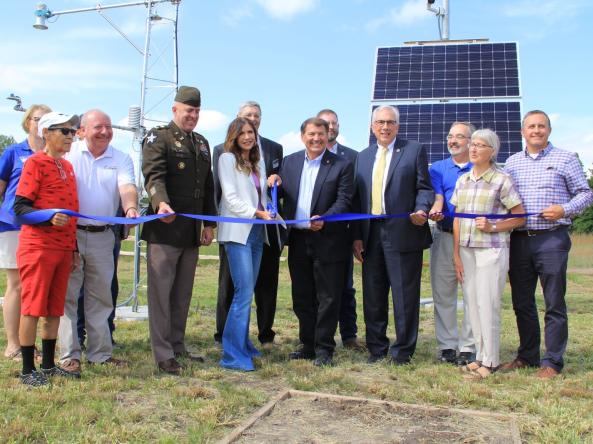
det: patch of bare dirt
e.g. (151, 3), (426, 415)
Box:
(231, 392), (519, 444)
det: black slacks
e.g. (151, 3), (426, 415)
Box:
(287, 229), (345, 357)
(362, 220), (423, 361)
(508, 227), (570, 371)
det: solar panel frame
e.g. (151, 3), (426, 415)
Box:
(369, 41), (523, 164)
(373, 42), (520, 101)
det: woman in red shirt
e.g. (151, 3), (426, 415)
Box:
(13, 112), (80, 387)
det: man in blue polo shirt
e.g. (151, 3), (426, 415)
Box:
(428, 121), (476, 365)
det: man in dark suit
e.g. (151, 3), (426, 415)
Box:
(212, 101), (283, 349)
(141, 86), (217, 374)
(279, 117), (354, 367)
(353, 105), (433, 365)
(316, 109), (363, 351)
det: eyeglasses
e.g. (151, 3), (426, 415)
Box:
(54, 159), (67, 180)
(447, 134), (468, 140)
(49, 127), (77, 136)
(470, 143), (492, 150)
(373, 120), (398, 126)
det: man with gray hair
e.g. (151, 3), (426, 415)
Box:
(212, 101), (283, 349)
(353, 105), (433, 365)
(428, 122), (476, 366)
(59, 109), (138, 374)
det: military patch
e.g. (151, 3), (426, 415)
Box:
(149, 186), (157, 196)
(146, 133), (157, 144)
(199, 143), (209, 154)
(178, 161), (186, 170)
(175, 141), (182, 148)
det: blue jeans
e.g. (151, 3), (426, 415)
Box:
(220, 225), (264, 371)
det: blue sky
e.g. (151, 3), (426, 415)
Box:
(1, 0), (592, 169)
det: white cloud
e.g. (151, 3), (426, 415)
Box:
(504, 0), (587, 22)
(197, 110), (229, 132)
(256, 0), (318, 20)
(366, 0), (430, 32)
(547, 114), (593, 170)
(61, 24), (139, 40)
(336, 134), (348, 146)
(549, 113), (561, 125)
(278, 131), (304, 155)
(0, 105), (18, 115)
(222, 6), (253, 26)
(0, 61), (133, 94)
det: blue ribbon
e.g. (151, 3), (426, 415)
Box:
(0, 207), (539, 227)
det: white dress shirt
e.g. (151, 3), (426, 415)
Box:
(294, 150), (324, 229)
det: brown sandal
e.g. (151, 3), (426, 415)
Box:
(469, 365), (499, 379)
(461, 361), (482, 373)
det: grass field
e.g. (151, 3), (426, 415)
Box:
(1, 234), (593, 442)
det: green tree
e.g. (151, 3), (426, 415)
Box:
(571, 169), (593, 234)
(0, 134), (16, 156)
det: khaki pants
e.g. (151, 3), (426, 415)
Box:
(59, 229), (115, 363)
(430, 229), (474, 353)
(459, 246), (508, 368)
(146, 243), (199, 363)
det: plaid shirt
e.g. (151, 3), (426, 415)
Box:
(451, 166), (522, 248)
(504, 143), (593, 230)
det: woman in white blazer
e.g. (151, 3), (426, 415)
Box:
(218, 117), (274, 371)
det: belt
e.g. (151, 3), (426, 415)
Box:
(438, 226), (453, 234)
(513, 225), (565, 237)
(76, 224), (112, 233)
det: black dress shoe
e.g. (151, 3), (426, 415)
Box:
(175, 351), (205, 363)
(288, 350), (315, 360)
(158, 358), (182, 375)
(389, 357), (411, 366)
(456, 352), (475, 366)
(438, 349), (457, 364)
(342, 338), (366, 351)
(367, 354), (386, 364)
(313, 355), (334, 367)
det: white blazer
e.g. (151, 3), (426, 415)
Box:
(217, 152), (269, 245)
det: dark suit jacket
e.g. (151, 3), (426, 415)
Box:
(280, 149), (354, 262)
(141, 121), (216, 247)
(354, 138), (434, 252)
(212, 136), (283, 207)
(333, 143), (358, 167)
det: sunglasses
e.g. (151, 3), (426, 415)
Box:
(49, 127), (77, 136)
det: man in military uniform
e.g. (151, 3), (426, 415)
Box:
(141, 86), (216, 375)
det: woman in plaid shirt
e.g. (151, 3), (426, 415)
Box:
(451, 129), (526, 379)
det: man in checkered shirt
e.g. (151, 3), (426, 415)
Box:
(501, 110), (593, 379)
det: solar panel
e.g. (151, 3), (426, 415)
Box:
(369, 41), (522, 163)
(373, 42), (520, 101)
(369, 102), (523, 164)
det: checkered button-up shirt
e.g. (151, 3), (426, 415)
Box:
(451, 166), (522, 248)
(504, 143), (593, 230)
